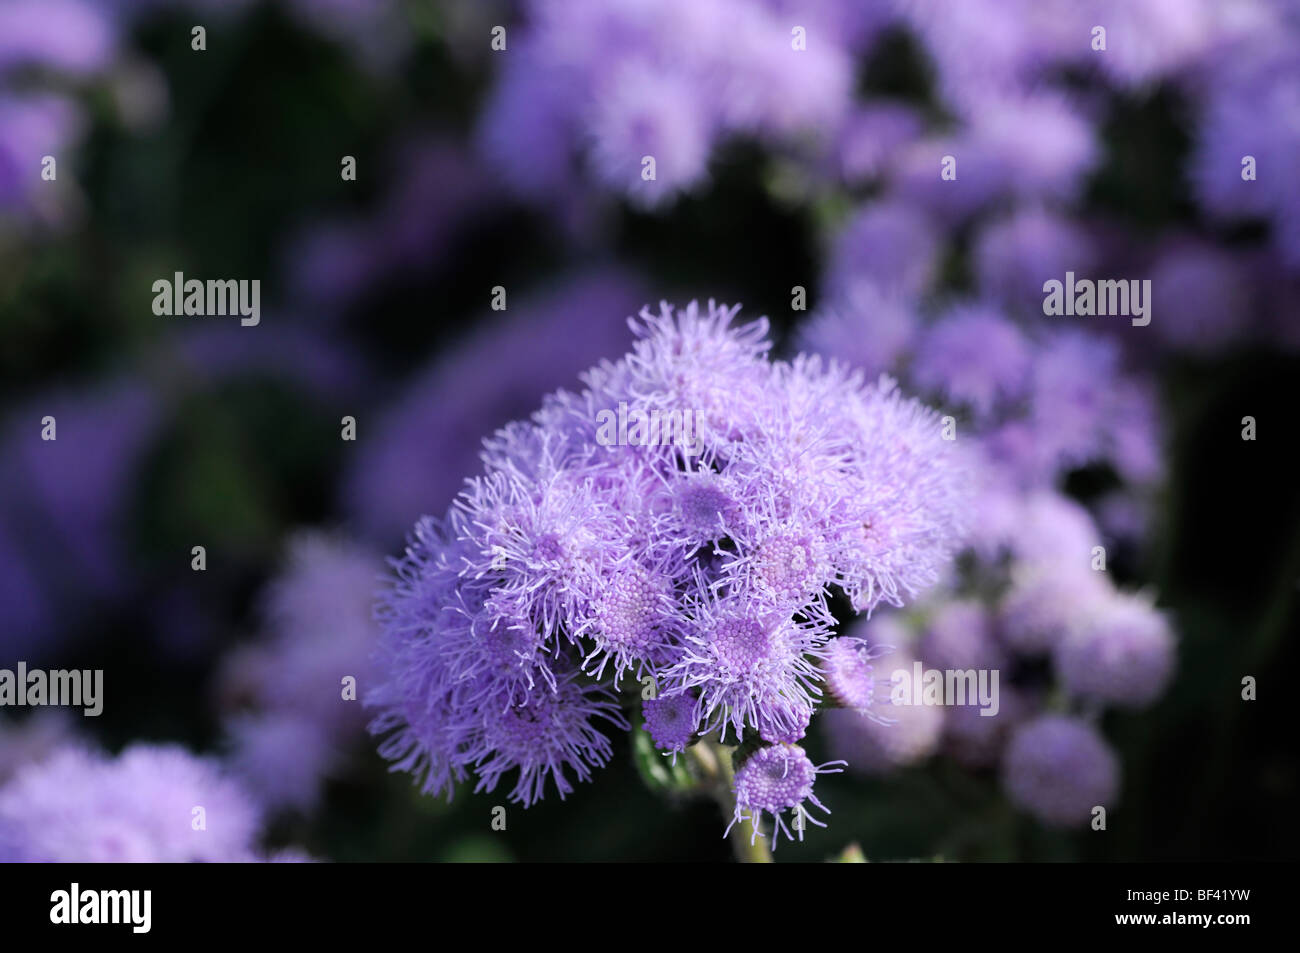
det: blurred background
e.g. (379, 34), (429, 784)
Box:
(1, 0), (1297, 862)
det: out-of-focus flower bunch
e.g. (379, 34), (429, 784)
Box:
(217, 532), (382, 814)
(366, 300), (969, 848)
(0, 742), (283, 862)
(2, 0), (1294, 862)
(479, 0), (887, 210)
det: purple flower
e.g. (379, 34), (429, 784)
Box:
(974, 206), (1097, 314)
(794, 278), (918, 379)
(918, 598), (1008, 673)
(823, 702), (945, 776)
(0, 93), (85, 219)
(471, 671), (628, 806)
(1027, 330), (1127, 475)
(1000, 564), (1110, 655)
(587, 64), (713, 208)
(0, 379), (160, 659)
(728, 744), (844, 849)
(0, 1), (116, 77)
(665, 585), (831, 743)
(477, 0), (855, 207)
(219, 532), (383, 812)
(894, 93), (1097, 221)
(824, 200), (941, 300)
(642, 693), (699, 756)
(911, 304), (1031, 421)
(831, 373), (972, 611)
(1191, 37), (1300, 268)
(1055, 591), (1176, 709)
(366, 299), (968, 817)
(820, 636), (891, 716)
(0, 744), (262, 862)
(226, 713), (336, 815)
(1003, 714), (1119, 827)
(823, 644), (945, 774)
(974, 488), (1102, 570)
(941, 686), (1028, 769)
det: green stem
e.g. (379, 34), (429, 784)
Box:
(692, 738), (773, 864)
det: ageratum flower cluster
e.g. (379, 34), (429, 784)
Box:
(366, 300), (968, 847)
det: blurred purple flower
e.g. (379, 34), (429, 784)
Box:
(1002, 714), (1119, 827)
(0, 93), (85, 220)
(794, 278), (918, 379)
(1191, 37), (1300, 268)
(974, 206), (1097, 314)
(1055, 591), (1176, 709)
(478, 0), (855, 207)
(911, 303), (1031, 422)
(220, 531), (382, 812)
(0, 0), (116, 77)
(824, 199), (941, 301)
(0, 743), (262, 862)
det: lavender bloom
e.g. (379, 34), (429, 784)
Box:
(0, 93), (85, 221)
(220, 532), (383, 813)
(1003, 714), (1119, 827)
(1000, 564), (1110, 655)
(1079, 0), (1226, 88)
(974, 488), (1102, 570)
(823, 644), (945, 774)
(941, 685), (1027, 769)
(900, 0), (1231, 115)
(824, 200), (941, 300)
(0, 818), (27, 862)
(974, 206), (1097, 314)
(1055, 591), (1176, 709)
(728, 744), (844, 849)
(227, 713), (336, 815)
(256, 533), (382, 733)
(794, 278), (918, 379)
(587, 63), (713, 208)
(894, 93), (1098, 221)
(1, 381), (158, 594)
(0, 0), (116, 77)
(478, 0), (854, 207)
(1027, 331), (1140, 479)
(918, 598), (1008, 673)
(897, 0), (1071, 114)
(831, 372), (971, 611)
(823, 701), (944, 776)
(665, 587), (831, 743)
(0, 744), (262, 862)
(367, 299), (968, 819)
(911, 304), (1031, 422)
(833, 104), (926, 184)
(820, 637), (891, 716)
(1191, 37), (1300, 268)
(642, 693), (699, 757)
